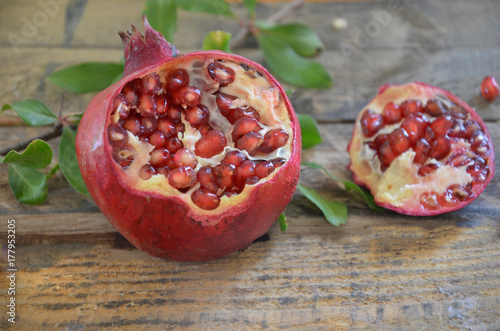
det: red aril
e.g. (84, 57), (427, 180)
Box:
(76, 17), (301, 261)
(348, 82), (495, 216)
(481, 76), (499, 101)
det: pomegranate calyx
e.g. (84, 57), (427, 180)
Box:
(119, 15), (180, 77)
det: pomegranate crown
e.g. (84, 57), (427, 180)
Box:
(119, 15), (180, 77)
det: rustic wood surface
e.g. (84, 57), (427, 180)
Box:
(1, 0), (500, 329)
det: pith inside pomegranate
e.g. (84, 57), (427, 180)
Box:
(76, 17), (301, 261)
(348, 82), (495, 216)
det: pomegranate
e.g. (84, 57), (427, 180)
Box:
(481, 76), (499, 101)
(75, 17), (301, 261)
(348, 82), (495, 216)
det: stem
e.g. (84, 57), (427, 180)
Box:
(229, 0), (304, 50)
(0, 123), (63, 156)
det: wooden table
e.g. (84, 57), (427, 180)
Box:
(1, 0), (499, 329)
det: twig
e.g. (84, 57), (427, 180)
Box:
(0, 123), (63, 156)
(229, 0), (305, 50)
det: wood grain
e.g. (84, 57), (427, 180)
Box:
(1, 0), (500, 330)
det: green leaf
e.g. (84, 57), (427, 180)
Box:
(2, 139), (53, 169)
(278, 213), (287, 231)
(257, 22), (325, 57)
(144, 0), (177, 42)
(8, 164), (48, 204)
(256, 32), (332, 89)
(175, 0), (234, 17)
(47, 62), (124, 93)
(297, 184), (347, 226)
(297, 114), (322, 149)
(9, 99), (57, 126)
(48, 163), (60, 177)
(203, 30), (232, 52)
(2, 103), (11, 111)
(242, 0), (256, 18)
(59, 126), (89, 196)
(301, 162), (384, 211)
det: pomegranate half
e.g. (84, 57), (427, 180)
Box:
(348, 82), (495, 216)
(76, 17), (301, 261)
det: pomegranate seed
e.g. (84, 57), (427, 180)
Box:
(208, 62), (235, 87)
(141, 116), (158, 136)
(139, 164), (156, 180)
(428, 135), (452, 160)
(138, 94), (156, 117)
(423, 126), (435, 142)
(449, 105), (468, 120)
(214, 163), (236, 190)
(463, 120), (481, 139)
(449, 120), (466, 138)
(173, 148), (197, 168)
(360, 109), (384, 138)
(401, 114), (428, 145)
(167, 104), (183, 123)
(112, 145), (134, 168)
(191, 188), (220, 210)
(447, 153), (470, 167)
(198, 123), (213, 136)
(112, 94), (131, 119)
(236, 131), (264, 156)
(167, 69), (189, 91)
(222, 150), (247, 167)
(227, 107), (260, 124)
(255, 161), (275, 179)
(157, 118), (176, 138)
(150, 148), (170, 167)
(260, 129), (289, 154)
(418, 163), (440, 176)
(123, 116), (142, 136)
(165, 137), (183, 154)
(122, 81), (139, 105)
(481, 76), (499, 101)
(467, 160), (489, 183)
(430, 115), (453, 136)
(197, 167), (219, 193)
(378, 141), (396, 171)
(149, 131), (167, 148)
(420, 192), (442, 210)
(424, 99), (449, 117)
(175, 123), (185, 135)
(389, 128), (410, 156)
(195, 130), (227, 158)
(400, 100), (423, 117)
(168, 166), (196, 189)
(236, 160), (256, 188)
(155, 95), (168, 117)
(444, 184), (474, 205)
(185, 104), (209, 128)
(173, 86), (202, 106)
(231, 117), (262, 141)
(246, 176), (260, 186)
(216, 92), (236, 117)
(413, 139), (430, 164)
(156, 166), (170, 175)
(373, 134), (390, 150)
(108, 124), (129, 146)
(141, 73), (162, 95)
(470, 132), (491, 158)
(382, 102), (402, 124)
(272, 158), (286, 168)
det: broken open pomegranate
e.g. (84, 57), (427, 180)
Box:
(76, 17), (301, 261)
(348, 82), (495, 216)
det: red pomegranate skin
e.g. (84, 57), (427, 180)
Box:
(76, 18), (301, 261)
(348, 82), (495, 216)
